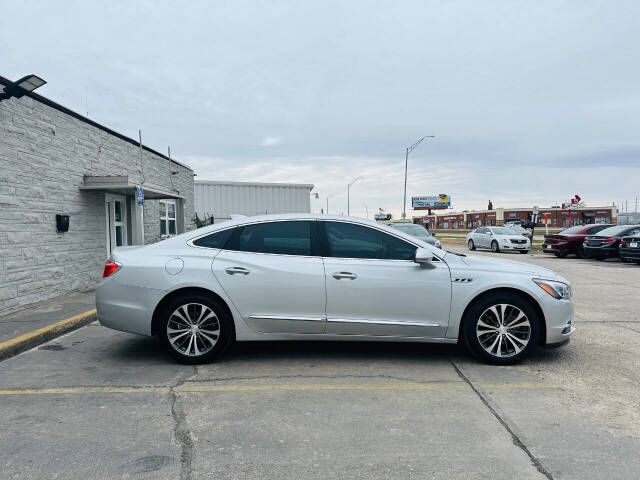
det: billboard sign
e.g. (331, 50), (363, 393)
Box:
(412, 194), (451, 210)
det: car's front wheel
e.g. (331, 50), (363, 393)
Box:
(160, 293), (233, 364)
(468, 239), (476, 250)
(463, 293), (540, 365)
(491, 241), (500, 253)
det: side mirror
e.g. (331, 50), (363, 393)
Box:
(431, 232), (437, 236)
(414, 247), (433, 264)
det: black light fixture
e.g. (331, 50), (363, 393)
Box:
(0, 74), (47, 101)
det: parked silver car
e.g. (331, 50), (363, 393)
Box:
(97, 214), (573, 365)
(466, 226), (531, 254)
(388, 223), (441, 248)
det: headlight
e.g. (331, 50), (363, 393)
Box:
(533, 278), (572, 299)
(435, 240), (441, 248)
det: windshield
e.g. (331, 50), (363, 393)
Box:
(595, 225), (635, 237)
(392, 224), (431, 237)
(491, 227), (519, 235)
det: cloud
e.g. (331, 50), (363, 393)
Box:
(260, 137), (283, 147)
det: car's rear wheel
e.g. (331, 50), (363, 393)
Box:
(468, 239), (476, 250)
(463, 292), (540, 365)
(491, 241), (500, 253)
(576, 245), (585, 258)
(160, 293), (233, 364)
(555, 252), (567, 258)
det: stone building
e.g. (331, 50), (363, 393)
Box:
(0, 74), (195, 312)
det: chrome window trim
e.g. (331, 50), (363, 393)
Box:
(186, 217), (444, 262)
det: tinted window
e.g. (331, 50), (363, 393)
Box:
(227, 221), (312, 256)
(596, 225), (637, 237)
(477, 227), (488, 234)
(192, 228), (234, 249)
(585, 225), (609, 235)
(323, 222), (416, 260)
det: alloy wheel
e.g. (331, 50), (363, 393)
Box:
(476, 303), (531, 358)
(167, 303), (220, 356)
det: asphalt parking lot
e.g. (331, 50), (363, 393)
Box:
(1, 247), (639, 480)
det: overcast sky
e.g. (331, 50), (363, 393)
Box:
(2, 1), (639, 218)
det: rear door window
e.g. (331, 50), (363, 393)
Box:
(192, 228), (235, 249)
(226, 221), (314, 256)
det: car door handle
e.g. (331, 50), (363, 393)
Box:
(332, 272), (358, 280)
(225, 267), (250, 275)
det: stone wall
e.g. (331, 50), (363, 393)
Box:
(0, 92), (194, 312)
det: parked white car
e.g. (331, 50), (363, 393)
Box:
(467, 226), (531, 254)
(96, 214), (573, 365)
(387, 222), (441, 248)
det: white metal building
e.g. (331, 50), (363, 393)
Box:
(195, 181), (314, 222)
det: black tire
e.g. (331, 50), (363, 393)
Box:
(468, 239), (476, 250)
(462, 292), (541, 365)
(636, 262), (640, 266)
(554, 252), (568, 258)
(575, 246), (585, 259)
(159, 293), (234, 364)
(519, 250), (529, 254)
(491, 241), (500, 253)
(595, 256), (605, 261)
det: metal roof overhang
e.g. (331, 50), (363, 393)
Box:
(79, 176), (184, 199)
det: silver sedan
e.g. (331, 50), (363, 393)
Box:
(96, 214), (573, 365)
(467, 226), (531, 254)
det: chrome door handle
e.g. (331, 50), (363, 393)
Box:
(332, 272), (358, 280)
(225, 267), (250, 275)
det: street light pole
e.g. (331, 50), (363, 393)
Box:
(402, 135), (434, 223)
(347, 176), (363, 216)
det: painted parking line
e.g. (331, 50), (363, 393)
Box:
(0, 382), (555, 396)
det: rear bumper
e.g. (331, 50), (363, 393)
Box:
(619, 248), (640, 261)
(542, 244), (570, 255)
(583, 245), (618, 258)
(96, 277), (163, 336)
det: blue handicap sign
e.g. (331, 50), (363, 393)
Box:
(136, 186), (144, 207)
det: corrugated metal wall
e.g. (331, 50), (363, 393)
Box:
(194, 182), (313, 221)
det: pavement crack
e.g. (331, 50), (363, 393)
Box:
(170, 367), (197, 480)
(449, 358), (554, 480)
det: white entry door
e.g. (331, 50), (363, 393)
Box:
(105, 194), (128, 255)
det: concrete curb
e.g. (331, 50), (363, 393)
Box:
(0, 309), (96, 362)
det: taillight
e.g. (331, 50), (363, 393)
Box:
(620, 239), (626, 247)
(602, 237), (616, 244)
(103, 261), (121, 278)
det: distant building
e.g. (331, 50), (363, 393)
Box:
(195, 180), (314, 222)
(418, 206), (618, 229)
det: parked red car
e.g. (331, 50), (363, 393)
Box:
(542, 224), (613, 258)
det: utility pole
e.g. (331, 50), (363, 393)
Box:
(403, 135), (434, 222)
(347, 177), (363, 216)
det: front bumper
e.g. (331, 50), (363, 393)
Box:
(539, 294), (575, 345)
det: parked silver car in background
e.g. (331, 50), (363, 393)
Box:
(467, 226), (531, 254)
(388, 222), (441, 248)
(96, 214), (573, 365)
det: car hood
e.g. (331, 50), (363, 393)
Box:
(458, 254), (564, 280)
(497, 234), (530, 241)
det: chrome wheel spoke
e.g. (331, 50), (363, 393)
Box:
(167, 303), (220, 356)
(477, 303), (531, 359)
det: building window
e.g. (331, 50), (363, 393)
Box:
(443, 222), (449, 229)
(595, 217), (610, 224)
(160, 200), (177, 237)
